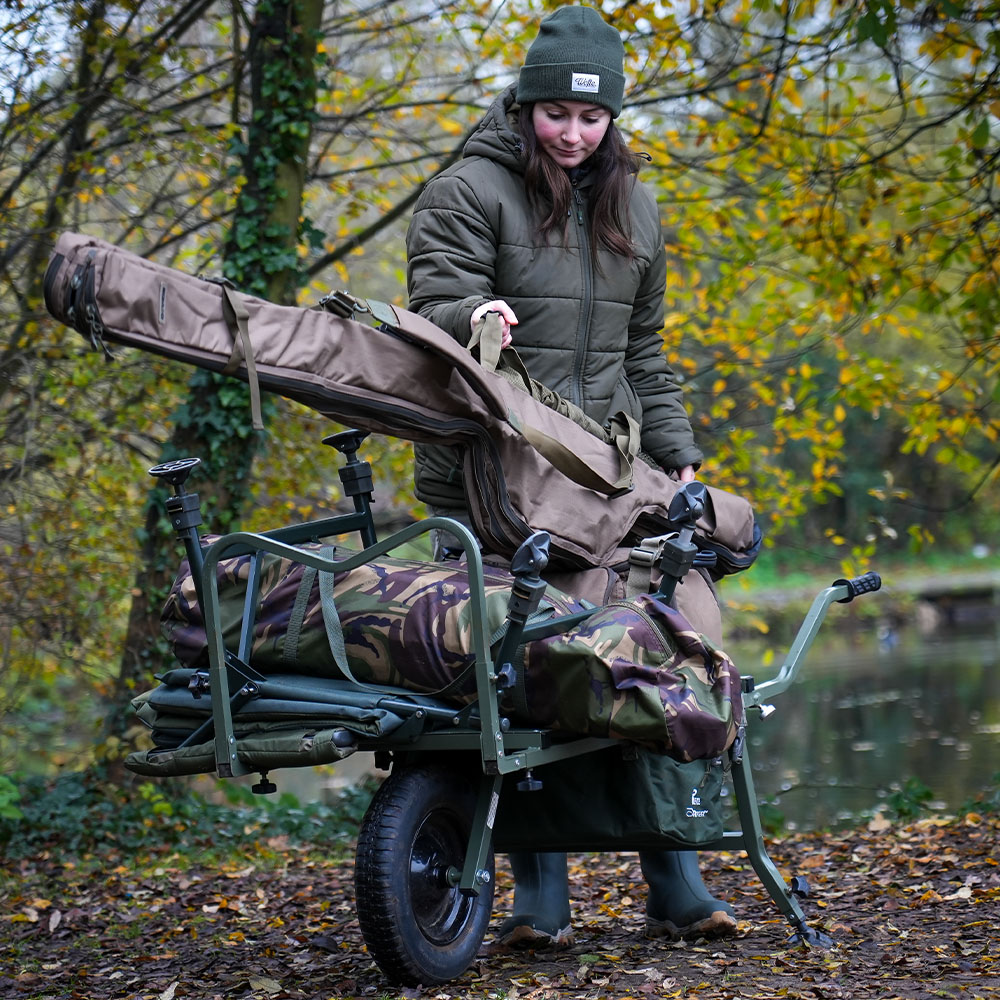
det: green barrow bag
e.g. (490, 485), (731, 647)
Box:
(493, 746), (727, 850)
(159, 546), (742, 761)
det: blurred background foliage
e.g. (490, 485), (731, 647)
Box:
(2, 0), (999, 776)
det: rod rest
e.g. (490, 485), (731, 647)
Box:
(323, 429), (376, 547)
(492, 532), (551, 720)
(655, 481), (708, 602)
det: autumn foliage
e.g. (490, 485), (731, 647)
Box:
(2, 1), (999, 770)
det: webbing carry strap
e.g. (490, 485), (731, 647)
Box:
(284, 564), (319, 666)
(626, 535), (675, 598)
(218, 283), (265, 431)
(314, 547), (369, 689)
(313, 551), (478, 700)
(470, 313), (638, 496)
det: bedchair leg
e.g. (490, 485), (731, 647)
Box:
(729, 745), (833, 948)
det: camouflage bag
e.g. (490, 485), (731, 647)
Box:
(159, 544), (742, 761)
(511, 593), (742, 761)
(162, 543), (588, 697)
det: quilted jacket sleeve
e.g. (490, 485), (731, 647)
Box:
(623, 188), (703, 472)
(405, 167), (499, 346)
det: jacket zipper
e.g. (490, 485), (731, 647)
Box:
(571, 185), (594, 410)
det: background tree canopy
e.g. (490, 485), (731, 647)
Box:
(2, 0), (999, 772)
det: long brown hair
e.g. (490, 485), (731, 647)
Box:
(518, 105), (642, 259)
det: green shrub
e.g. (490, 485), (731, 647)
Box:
(0, 769), (378, 862)
(959, 771), (1000, 816)
(0, 775), (22, 824)
(886, 776), (934, 820)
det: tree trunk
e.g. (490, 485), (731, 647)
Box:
(107, 0), (326, 773)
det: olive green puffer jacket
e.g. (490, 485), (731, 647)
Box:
(406, 84), (702, 509)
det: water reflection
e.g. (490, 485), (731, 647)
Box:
(725, 627), (1000, 830)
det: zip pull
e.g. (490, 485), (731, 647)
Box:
(573, 188), (584, 225)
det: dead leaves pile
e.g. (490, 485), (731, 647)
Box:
(1, 813), (998, 999)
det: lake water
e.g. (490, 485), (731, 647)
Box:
(725, 624), (1000, 830)
(253, 611), (1000, 835)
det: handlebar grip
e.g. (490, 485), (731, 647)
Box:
(833, 571), (882, 603)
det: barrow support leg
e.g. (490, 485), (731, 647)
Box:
(729, 750), (832, 947)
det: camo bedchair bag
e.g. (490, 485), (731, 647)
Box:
(153, 543), (742, 763)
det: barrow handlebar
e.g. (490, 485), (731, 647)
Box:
(833, 571), (882, 602)
(744, 571), (883, 710)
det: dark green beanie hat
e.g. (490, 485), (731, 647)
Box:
(517, 6), (625, 118)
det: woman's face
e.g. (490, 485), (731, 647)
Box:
(531, 100), (612, 169)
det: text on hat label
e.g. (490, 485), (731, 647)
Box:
(571, 73), (600, 94)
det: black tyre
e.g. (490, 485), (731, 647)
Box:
(354, 763), (495, 986)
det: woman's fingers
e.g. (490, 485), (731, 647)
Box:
(472, 299), (519, 343)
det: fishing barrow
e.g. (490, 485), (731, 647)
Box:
(125, 438), (882, 987)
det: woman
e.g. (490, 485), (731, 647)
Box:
(406, 5), (736, 947)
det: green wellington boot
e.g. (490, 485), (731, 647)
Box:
(640, 849), (738, 940)
(496, 851), (574, 948)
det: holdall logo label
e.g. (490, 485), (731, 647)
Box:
(158, 284), (167, 323)
(686, 787), (708, 819)
(571, 72), (600, 94)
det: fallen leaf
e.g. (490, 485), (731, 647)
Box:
(247, 976), (283, 995)
(868, 814), (892, 833)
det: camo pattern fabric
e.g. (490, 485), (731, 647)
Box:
(161, 545), (588, 698)
(518, 593), (743, 761)
(160, 548), (741, 759)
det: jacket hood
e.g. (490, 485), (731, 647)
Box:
(463, 83), (524, 172)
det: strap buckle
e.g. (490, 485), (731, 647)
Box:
(628, 534), (674, 570)
(318, 289), (366, 318)
(199, 273), (236, 289)
(318, 289), (400, 329)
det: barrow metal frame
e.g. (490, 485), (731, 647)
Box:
(191, 507), (877, 947)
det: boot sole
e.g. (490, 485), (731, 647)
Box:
(494, 921), (575, 950)
(645, 909), (738, 942)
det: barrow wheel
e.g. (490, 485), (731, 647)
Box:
(354, 763), (495, 986)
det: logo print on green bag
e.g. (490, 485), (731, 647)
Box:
(687, 787), (709, 819)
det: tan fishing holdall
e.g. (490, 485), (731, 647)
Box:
(43, 231), (761, 577)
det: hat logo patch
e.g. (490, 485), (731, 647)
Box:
(571, 73), (600, 94)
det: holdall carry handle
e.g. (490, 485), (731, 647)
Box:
(468, 311), (504, 374)
(469, 311), (534, 393)
(471, 313), (637, 496)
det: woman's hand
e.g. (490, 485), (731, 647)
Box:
(472, 300), (518, 349)
(677, 464), (696, 483)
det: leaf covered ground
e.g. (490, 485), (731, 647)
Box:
(2, 811), (998, 1000)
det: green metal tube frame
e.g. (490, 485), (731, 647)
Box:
(198, 516), (861, 922)
(200, 517), (613, 782)
(743, 581), (853, 707)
